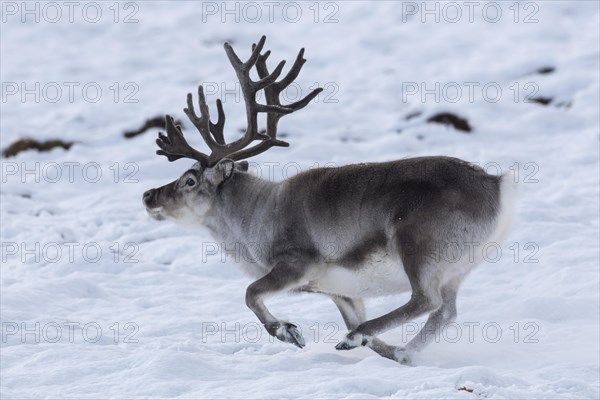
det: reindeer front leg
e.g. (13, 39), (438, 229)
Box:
(245, 261), (308, 348)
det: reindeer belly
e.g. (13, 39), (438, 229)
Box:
(309, 250), (411, 297)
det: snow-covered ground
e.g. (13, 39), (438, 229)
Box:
(1, 1), (599, 398)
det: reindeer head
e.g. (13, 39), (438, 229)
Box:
(143, 36), (322, 224)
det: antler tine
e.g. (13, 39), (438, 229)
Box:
(156, 115), (209, 165)
(255, 60), (286, 91)
(243, 35), (266, 71)
(286, 87), (323, 111)
(183, 86), (218, 150)
(226, 39), (287, 96)
(209, 98), (226, 145)
(255, 50), (285, 139)
(274, 48), (324, 112)
(157, 85), (225, 165)
(224, 35), (265, 72)
(226, 46), (323, 161)
(257, 48), (323, 117)
(273, 48), (305, 92)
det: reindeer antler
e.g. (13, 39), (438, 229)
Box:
(156, 36), (322, 167)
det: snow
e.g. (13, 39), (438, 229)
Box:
(1, 1), (599, 398)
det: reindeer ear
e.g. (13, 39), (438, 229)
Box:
(236, 161), (249, 172)
(206, 159), (235, 186)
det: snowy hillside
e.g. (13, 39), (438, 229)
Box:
(1, 1), (599, 398)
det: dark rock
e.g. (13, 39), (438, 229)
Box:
(124, 116), (183, 139)
(529, 97), (553, 106)
(537, 66), (555, 74)
(426, 112), (472, 132)
(2, 138), (74, 158)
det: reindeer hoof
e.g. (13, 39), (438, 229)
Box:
(335, 341), (355, 350)
(394, 348), (412, 365)
(335, 332), (369, 350)
(274, 322), (305, 348)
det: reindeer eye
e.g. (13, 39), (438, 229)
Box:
(186, 178), (196, 187)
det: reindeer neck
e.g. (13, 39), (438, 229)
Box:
(203, 173), (280, 245)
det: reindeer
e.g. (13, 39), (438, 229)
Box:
(143, 36), (518, 364)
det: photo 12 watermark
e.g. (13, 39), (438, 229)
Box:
(173, 160), (540, 184)
(200, 81), (339, 105)
(200, 320), (541, 345)
(1, 161), (139, 184)
(400, 1), (540, 24)
(1, 1), (140, 24)
(196, 240), (539, 265)
(1, 241), (140, 264)
(1, 321), (140, 344)
(199, 1), (340, 24)
(400, 81), (542, 104)
(1, 82), (139, 104)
